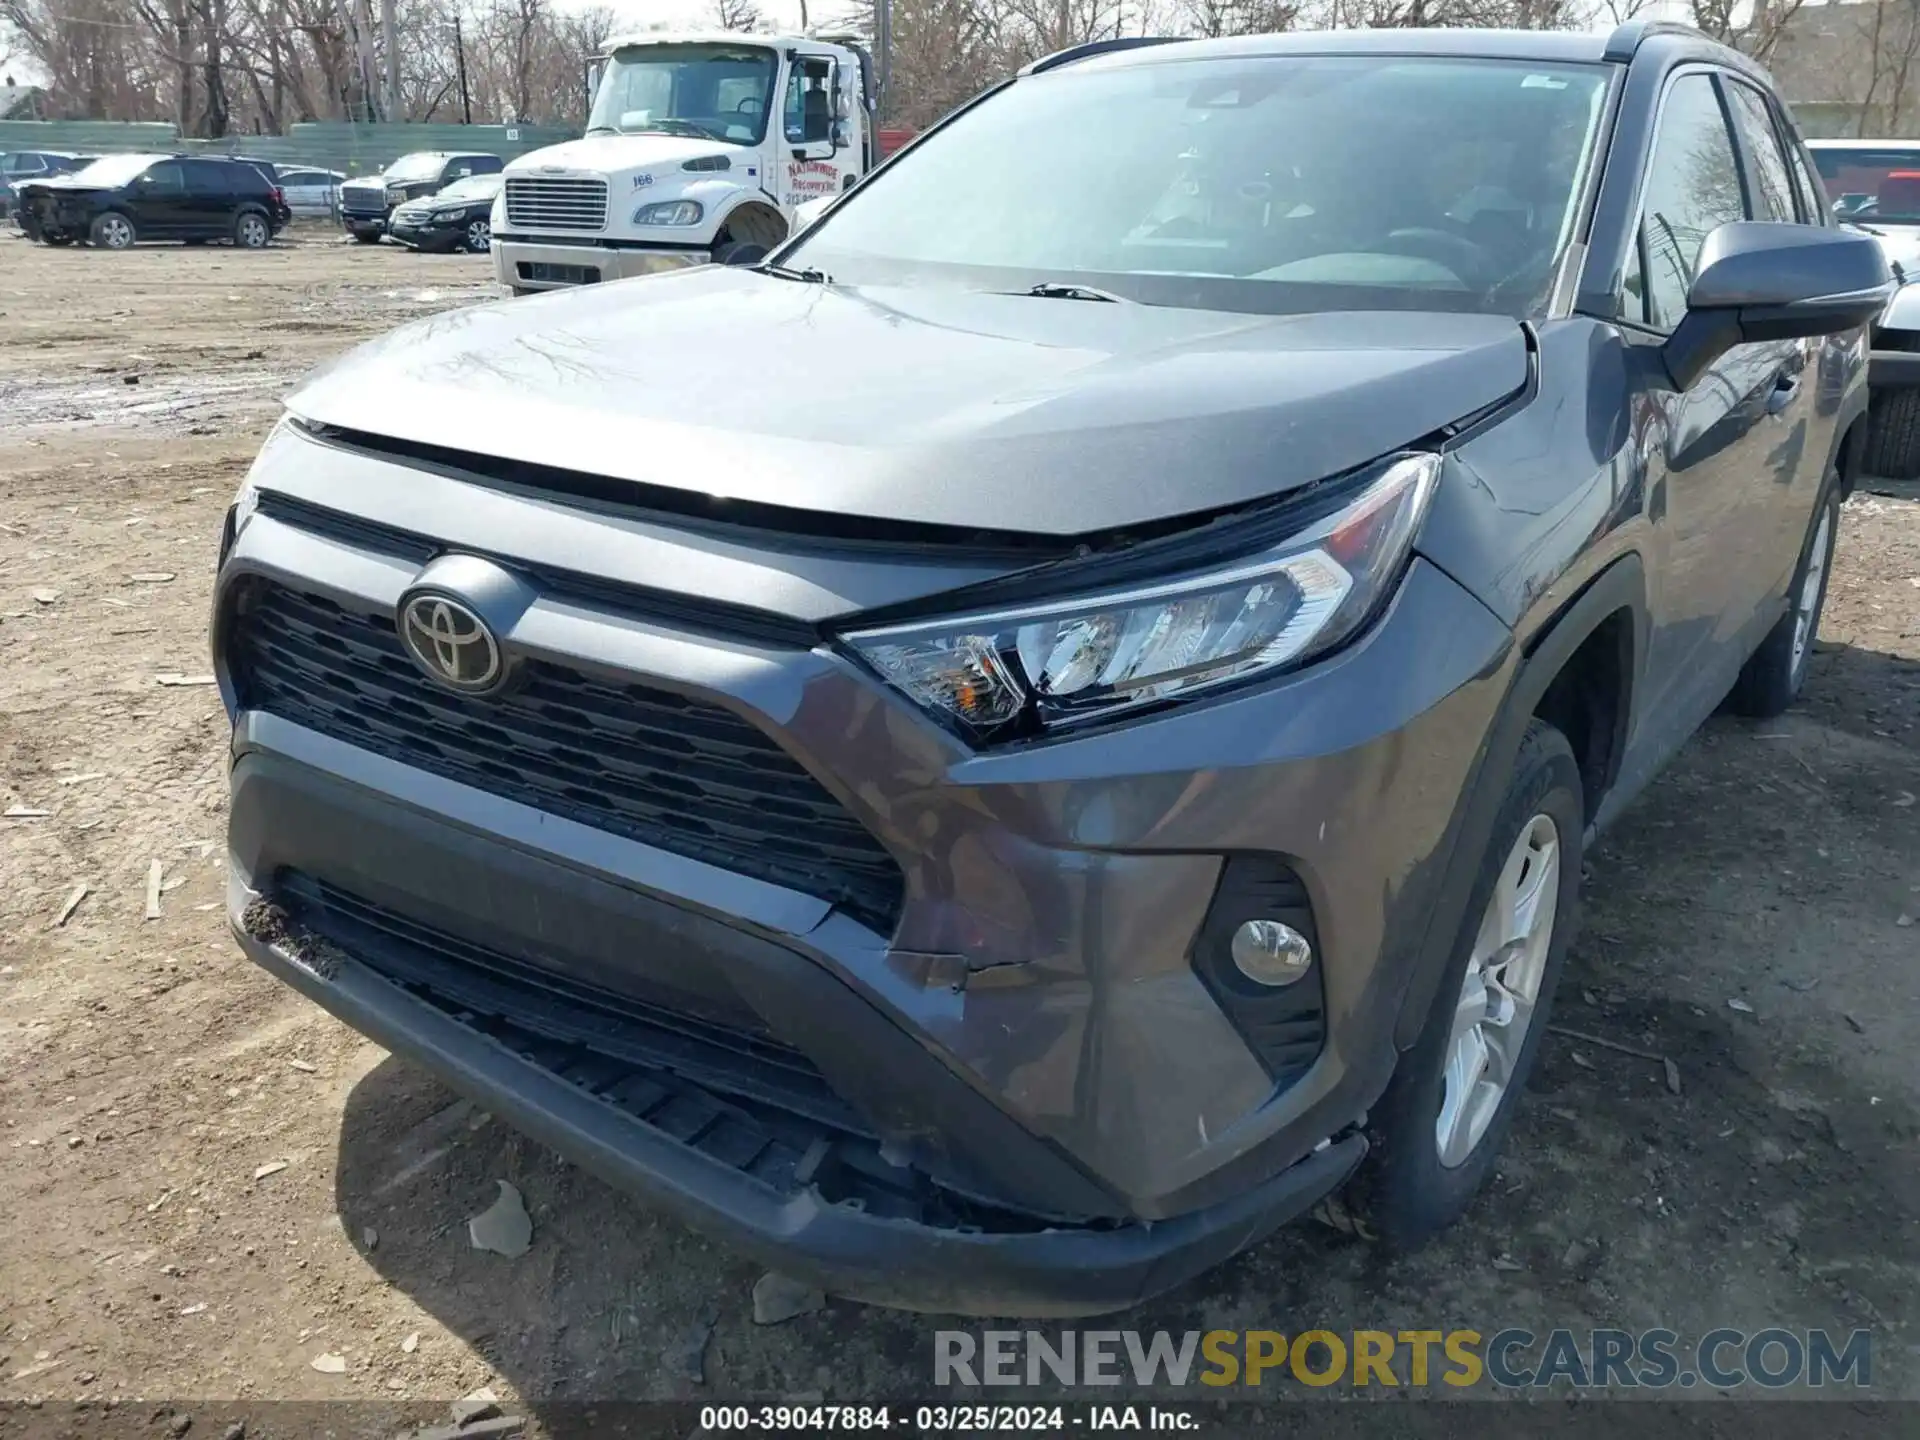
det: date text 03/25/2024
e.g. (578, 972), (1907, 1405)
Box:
(698, 1406), (1193, 1431)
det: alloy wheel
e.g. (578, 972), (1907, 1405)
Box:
(1790, 503), (1833, 675)
(99, 215), (133, 249)
(467, 219), (491, 253)
(238, 214), (269, 248)
(1435, 813), (1560, 1168)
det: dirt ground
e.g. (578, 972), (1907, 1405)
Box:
(1, 230), (1917, 1424)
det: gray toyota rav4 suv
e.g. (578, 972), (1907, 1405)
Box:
(214, 23), (1889, 1315)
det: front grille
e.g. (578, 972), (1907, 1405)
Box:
(516, 260), (601, 286)
(505, 177), (608, 232)
(340, 184), (386, 214)
(225, 581), (905, 933)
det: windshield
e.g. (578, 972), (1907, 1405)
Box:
(587, 42), (776, 145)
(1808, 145), (1920, 224)
(385, 153), (445, 183)
(68, 154), (165, 188)
(438, 175), (501, 201)
(787, 55), (1611, 317)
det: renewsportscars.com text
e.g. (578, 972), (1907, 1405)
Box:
(933, 1328), (1871, 1391)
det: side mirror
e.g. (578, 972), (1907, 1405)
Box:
(1663, 221), (1892, 391)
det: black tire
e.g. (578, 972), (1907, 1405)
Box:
(1862, 386), (1920, 480)
(88, 211), (137, 250)
(233, 209), (272, 249)
(1725, 475), (1840, 719)
(712, 238), (768, 266)
(1348, 720), (1584, 1249)
(351, 231), (381, 245)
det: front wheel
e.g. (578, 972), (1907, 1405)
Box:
(350, 230), (381, 245)
(1347, 719), (1584, 1248)
(89, 212), (136, 250)
(1726, 476), (1840, 719)
(712, 238), (768, 266)
(464, 218), (491, 254)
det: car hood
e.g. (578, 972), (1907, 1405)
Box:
(506, 133), (756, 177)
(286, 268), (1529, 537)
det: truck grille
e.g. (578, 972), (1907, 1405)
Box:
(339, 182), (386, 214)
(224, 581), (905, 933)
(505, 176), (608, 231)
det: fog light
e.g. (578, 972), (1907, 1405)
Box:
(1232, 919), (1313, 986)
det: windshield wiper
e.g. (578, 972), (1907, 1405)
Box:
(1018, 281), (1130, 303)
(759, 263), (832, 283)
(585, 125), (620, 136)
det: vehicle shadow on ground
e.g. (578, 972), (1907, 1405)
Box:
(328, 650), (1920, 1406)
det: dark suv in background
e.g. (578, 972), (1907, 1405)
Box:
(17, 153), (291, 249)
(1, 149), (91, 221)
(216, 24), (1887, 1315)
(338, 152), (503, 243)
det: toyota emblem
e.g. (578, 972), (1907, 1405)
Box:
(399, 593), (503, 692)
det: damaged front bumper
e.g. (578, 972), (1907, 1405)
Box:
(232, 874), (1364, 1317)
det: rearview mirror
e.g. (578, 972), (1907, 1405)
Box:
(1664, 221), (1892, 390)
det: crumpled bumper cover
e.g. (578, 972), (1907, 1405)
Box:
(233, 883), (1365, 1317)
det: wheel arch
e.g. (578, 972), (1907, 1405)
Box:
(1392, 552), (1648, 1052)
(713, 198), (788, 251)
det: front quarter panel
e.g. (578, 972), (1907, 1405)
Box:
(1416, 318), (1644, 635)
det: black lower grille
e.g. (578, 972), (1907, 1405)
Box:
(517, 260), (600, 285)
(225, 581), (905, 931)
(273, 874), (1049, 1232)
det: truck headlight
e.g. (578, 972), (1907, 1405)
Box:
(633, 199), (703, 226)
(841, 452), (1440, 739)
(385, 187), (406, 204)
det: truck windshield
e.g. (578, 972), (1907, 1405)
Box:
(385, 153), (446, 182)
(786, 54), (1611, 319)
(1808, 146), (1920, 223)
(587, 43), (777, 146)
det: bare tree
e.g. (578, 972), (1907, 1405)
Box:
(714, 0), (764, 29)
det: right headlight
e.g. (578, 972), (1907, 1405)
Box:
(633, 199), (703, 227)
(842, 451), (1440, 739)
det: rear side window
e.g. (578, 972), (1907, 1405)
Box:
(1625, 73), (1745, 332)
(469, 155), (502, 175)
(1723, 81), (1797, 223)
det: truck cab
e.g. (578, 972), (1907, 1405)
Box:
(492, 32), (877, 293)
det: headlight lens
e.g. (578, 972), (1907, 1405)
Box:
(633, 198), (703, 226)
(384, 187), (406, 204)
(843, 451), (1440, 738)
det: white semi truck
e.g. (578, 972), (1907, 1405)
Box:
(492, 31), (882, 293)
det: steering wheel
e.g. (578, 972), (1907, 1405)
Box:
(735, 96), (763, 114)
(1376, 226), (1493, 288)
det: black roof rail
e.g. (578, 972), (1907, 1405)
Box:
(1021, 36), (1189, 77)
(1603, 18), (1709, 61)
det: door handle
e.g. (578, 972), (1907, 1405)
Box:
(1766, 370), (1801, 415)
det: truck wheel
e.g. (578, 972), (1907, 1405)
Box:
(1862, 387), (1920, 480)
(89, 212), (137, 250)
(1725, 473), (1839, 719)
(1346, 720), (1583, 1248)
(351, 231), (381, 245)
(713, 239), (768, 266)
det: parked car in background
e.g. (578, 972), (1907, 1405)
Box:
(387, 173), (502, 253)
(217, 24), (1887, 1314)
(338, 152), (502, 242)
(276, 166), (345, 219)
(17, 153), (291, 249)
(1, 150), (91, 221)
(1808, 138), (1920, 477)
